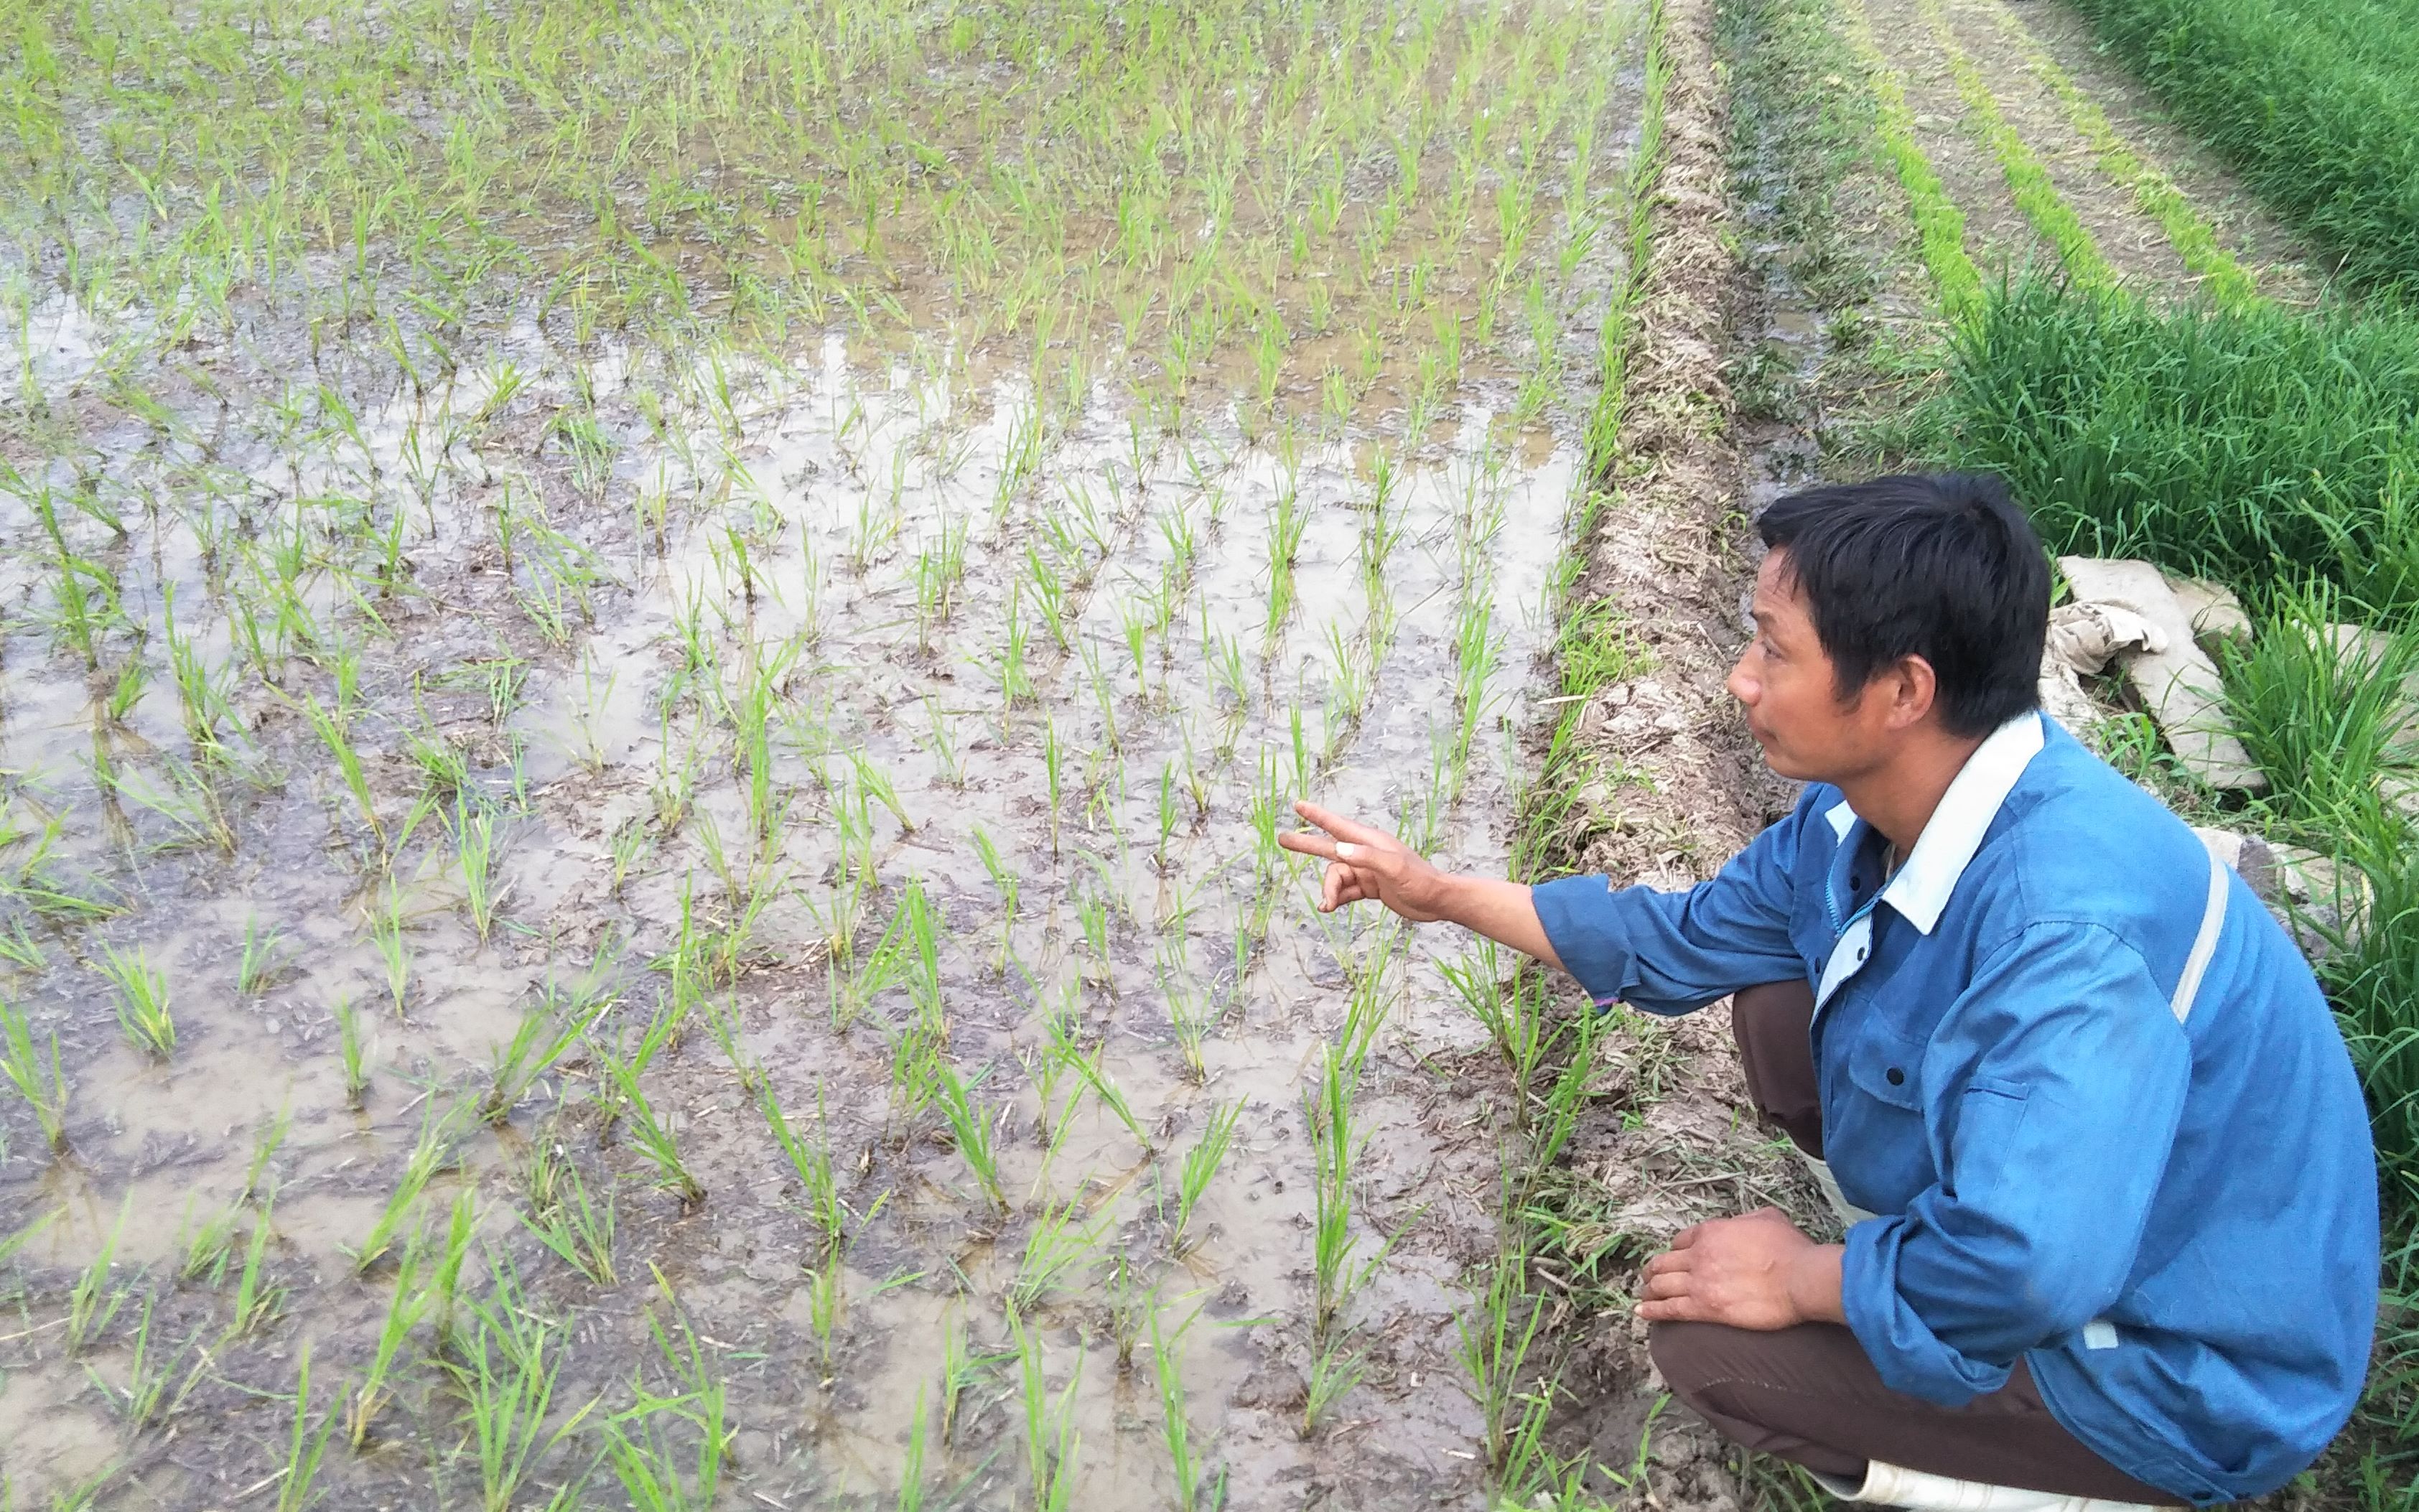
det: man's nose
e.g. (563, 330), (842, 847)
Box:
(1725, 657), (1757, 706)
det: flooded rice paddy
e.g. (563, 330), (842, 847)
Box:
(0, 1), (1652, 1506)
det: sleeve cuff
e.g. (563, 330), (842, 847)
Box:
(1532, 874), (1636, 1007)
(1841, 1218), (2012, 1406)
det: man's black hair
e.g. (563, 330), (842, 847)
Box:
(1755, 472), (2048, 738)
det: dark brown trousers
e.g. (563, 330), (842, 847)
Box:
(1646, 980), (2181, 1503)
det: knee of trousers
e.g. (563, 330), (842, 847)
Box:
(1646, 1320), (1733, 1413)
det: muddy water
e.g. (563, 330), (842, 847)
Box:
(0, 284), (1597, 1506)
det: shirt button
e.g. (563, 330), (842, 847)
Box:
(1886, 1067), (1906, 1086)
(1855, 946), (1868, 963)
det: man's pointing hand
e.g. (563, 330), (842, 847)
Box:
(1277, 802), (1455, 922)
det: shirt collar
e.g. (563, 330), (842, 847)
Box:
(1824, 711), (2046, 935)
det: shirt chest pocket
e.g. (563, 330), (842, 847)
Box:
(1824, 1021), (1935, 1213)
(1840, 1021), (1926, 1114)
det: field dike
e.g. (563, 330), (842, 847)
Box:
(1504, 0), (1834, 1498)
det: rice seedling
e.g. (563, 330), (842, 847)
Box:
(353, 1103), (468, 1272)
(1441, 945), (1549, 1095)
(896, 1386), (931, 1512)
(931, 1305), (976, 1444)
(452, 799), (509, 941)
(98, 943), (175, 1059)
(347, 1234), (431, 1448)
(447, 1258), (597, 1512)
(1152, 762), (1184, 872)
(1120, 599), (1152, 694)
(1300, 1341), (1365, 1441)
(512, 1142), (619, 1286)
(1075, 887), (1109, 979)
(1042, 715), (1066, 858)
(994, 584), (1038, 719)
(1151, 1302), (1209, 1510)
(758, 1081), (847, 1249)
(1458, 1244), (1554, 1474)
(0, 997), (69, 1148)
(1304, 1043), (1403, 1342)
(0, 919), (45, 972)
(1171, 1101), (1242, 1254)
(1096, 1252), (1152, 1373)
(607, 818), (652, 895)
(335, 1000), (372, 1107)
(1059, 1038), (1152, 1149)
(67, 1195), (132, 1355)
(928, 1058), (1007, 1213)
(597, 1004), (705, 1206)
(368, 891), (411, 1017)
(302, 694), (386, 851)
(1162, 960), (1212, 1084)
(1529, 1012), (1603, 1179)
(972, 826), (1021, 971)
(609, 1274), (737, 1506)
(483, 990), (607, 1124)
(1008, 1307), (1083, 1512)
(238, 917), (289, 996)
(228, 1200), (287, 1338)
(276, 1342), (339, 1512)
(182, 1201), (242, 1286)
(429, 1189), (481, 1350)
(1012, 1191), (1109, 1312)
(93, 755), (238, 856)
(601, 1386), (724, 1512)
(83, 1291), (202, 1432)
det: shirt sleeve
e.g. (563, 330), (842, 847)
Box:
(1529, 795), (1814, 1015)
(1841, 920), (2191, 1404)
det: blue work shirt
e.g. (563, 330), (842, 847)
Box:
(1533, 712), (2377, 1501)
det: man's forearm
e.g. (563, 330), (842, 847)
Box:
(1438, 874), (1565, 971)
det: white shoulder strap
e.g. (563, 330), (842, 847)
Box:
(2170, 848), (2231, 1025)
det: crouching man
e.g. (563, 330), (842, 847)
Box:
(1281, 475), (2377, 1508)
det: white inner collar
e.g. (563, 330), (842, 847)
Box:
(1824, 711), (2045, 935)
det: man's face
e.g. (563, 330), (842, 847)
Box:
(1727, 550), (1895, 784)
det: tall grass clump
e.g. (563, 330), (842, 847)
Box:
(1919, 276), (2419, 611)
(2218, 586), (2419, 846)
(2063, 0), (2419, 299)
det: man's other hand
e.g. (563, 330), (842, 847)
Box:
(1277, 802), (1454, 921)
(1635, 1206), (1845, 1330)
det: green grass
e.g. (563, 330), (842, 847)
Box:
(1918, 275), (2419, 612)
(2064, 0), (2419, 299)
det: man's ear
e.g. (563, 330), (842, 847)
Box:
(1883, 655), (1939, 731)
